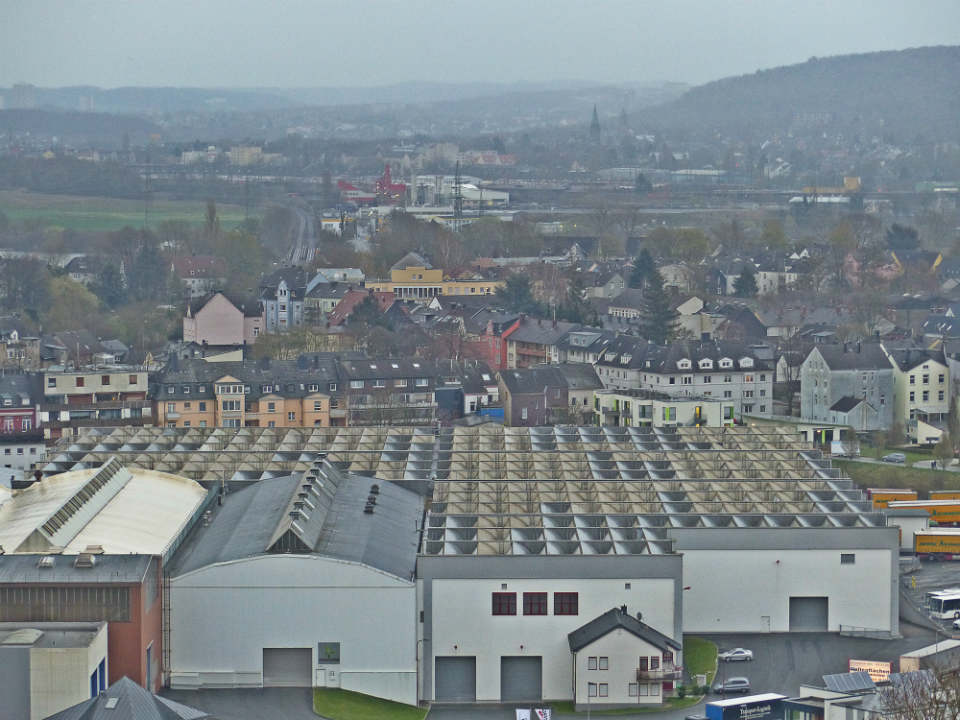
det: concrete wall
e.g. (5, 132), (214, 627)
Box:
(426, 576), (676, 702)
(29, 624), (107, 720)
(170, 555), (417, 704)
(0, 644), (31, 720)
(671, 529), (899, 634)
(574, 630), (676, 708)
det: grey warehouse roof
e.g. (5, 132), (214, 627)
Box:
(169, 460), (421, 580)
(0, 553), (153, 585)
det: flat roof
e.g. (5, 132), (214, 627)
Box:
(0, 621), (105, 649)
(901, 639), (960, 658)
(708, 693), (786, 707)
(0, 553), (153, 584)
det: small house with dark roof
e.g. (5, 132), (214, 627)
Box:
(828, 396), (880, 431)
(568, 605), (682, 709)
(167, 460), (422, 703)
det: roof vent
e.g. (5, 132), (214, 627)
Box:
(105, 697), (119, 709)
(367, 495), (377, 505)
(84, 544), (104, 555)
(370, 484), (380, 494)
(75, 553), (96, 568)
(37, 555), (55, 569)
(363, 503), (375, 514)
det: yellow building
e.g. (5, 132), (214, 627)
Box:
(365, 252), (502, 302)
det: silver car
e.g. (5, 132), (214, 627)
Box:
(713, 676), (751, 694)
(718, 647), (754, 662)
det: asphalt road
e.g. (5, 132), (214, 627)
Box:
(161, 687), (316, 720)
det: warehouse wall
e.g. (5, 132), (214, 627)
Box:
(671, 528), (899, 634)
(170, 555), (417, 705)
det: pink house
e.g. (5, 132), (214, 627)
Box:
(183, 292), (264, 346)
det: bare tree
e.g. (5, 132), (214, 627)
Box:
(879, 668), (960, 720)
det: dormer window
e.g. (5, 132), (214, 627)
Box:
(620, 354), (632, 364)
(677, 359), (692, 370)
(739, 357), (754, 369)
(698, 359), (713, 370)
(719, 358), (733, 369)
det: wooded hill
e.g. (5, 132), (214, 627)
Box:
(646, 45), (960, 141)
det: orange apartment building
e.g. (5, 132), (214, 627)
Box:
(153, 358), (338, 429)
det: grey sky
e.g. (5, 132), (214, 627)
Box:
(2, 0), (959, 88)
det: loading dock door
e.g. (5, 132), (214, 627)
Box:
(435, 656), (476, 701)
(500, 656), (543, 701)
(789, 596), (829, 631)
(262, 648), (312, 687)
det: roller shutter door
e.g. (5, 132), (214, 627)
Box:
(262, 648), (312, 687)
(500, 656), (542, 701)
(789, 596), (828, 631)
(435, 656), (476, 701)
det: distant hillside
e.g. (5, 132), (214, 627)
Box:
(648, 46), (960, 141)
(0, 110), (159, 145)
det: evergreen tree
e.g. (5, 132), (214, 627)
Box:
(733, 265), (759, 297)
(93, 262), (127, 308)
(634, 172), (652, 193)
(589, 104), (601, 141)
(641, 269), (679, 344)
(495, 274), (541, 315)
(629, 249), (656, 289)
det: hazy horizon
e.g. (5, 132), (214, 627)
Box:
(3, 0), (960, 90)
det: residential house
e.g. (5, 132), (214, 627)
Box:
(596, 338), (773, 420)
(171, 255), (227, 299)
(0, 373), (43, 473)
(153, 357), (337, 429)
(327, 289), (397, 326)
(460, 310), (522, 370)
(585, 268), (627, 299)
(799, 344), (894, 432)
(259, 268), (307, 333)
(506, 318), (581, 369)
(658, 263), (697, 293)
(883, 345), (950, 443)
(182, 292), (264, 347)
(594, 388), (736, 428)
(338, 357), (439, 426)
(556, 329), (616, 365)
(40, 366), (151, 440)
(498, 363), (602, 426)
(434, 361), (499, 420)
(0, 321), (40, 370)
(304, 281), (353, 324)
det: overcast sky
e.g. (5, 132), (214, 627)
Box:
(3, 0), (959, 88)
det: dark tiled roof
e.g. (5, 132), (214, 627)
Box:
(508, 319), (581, 346)
(498, 366), (566, 395)
(155, 358), (340, 401)
(568, 607), (680, 652)
(188, 291), (262, 318)
(830, 396), (865, 413)
(392, 251), (432, 270)
(45, 676), (209, 720)
(810, 344), (891, 371)
(885, 345), (946, 372)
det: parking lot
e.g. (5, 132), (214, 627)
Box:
(900, 558), (960, 635)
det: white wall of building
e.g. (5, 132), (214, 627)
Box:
(679, 547), (894, 633)
(427, 577), (676, 702)
(29, 624), (107, 720)
(170, 555), (417, 704)
(573, 630), (676, 707)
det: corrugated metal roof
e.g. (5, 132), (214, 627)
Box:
(0, 553), (152, 584)
(0, 462), (207, 556)
(45, 676), (209, 720)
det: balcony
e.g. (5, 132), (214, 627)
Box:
(636, 664), (681, 681)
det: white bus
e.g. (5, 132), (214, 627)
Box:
(928, 591), (960, 619)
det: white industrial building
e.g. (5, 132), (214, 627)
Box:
(43, 425), (902, 706)
(167, 461), (422, 704)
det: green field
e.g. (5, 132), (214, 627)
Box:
(0, 190), (248, 232)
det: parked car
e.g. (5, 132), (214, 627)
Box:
(882, 452), (907, 464)
(685, 715), (709, 720)
(718, 647), (754, 662)
(713, 677), (751, 694)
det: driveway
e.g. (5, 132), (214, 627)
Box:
(160, 687), (315, 720)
